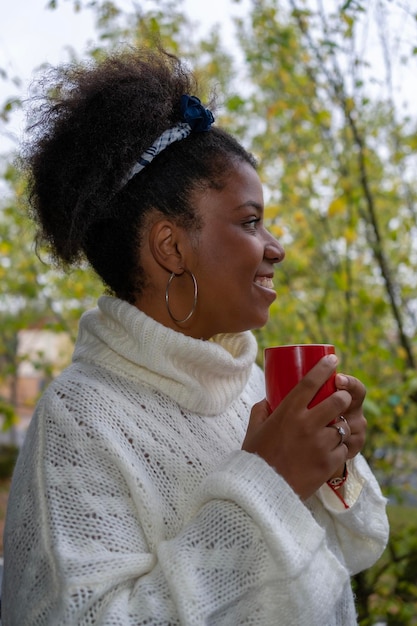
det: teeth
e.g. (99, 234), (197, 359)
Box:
(255, 277), (274, 289)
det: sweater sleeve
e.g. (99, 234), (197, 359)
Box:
(2, 392), (385, 626)
(311, 454), (389, 575)
(3, 446), (363, 625)
(158, 451), (355, 625)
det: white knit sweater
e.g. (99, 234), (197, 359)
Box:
(2, 296), (388, 626)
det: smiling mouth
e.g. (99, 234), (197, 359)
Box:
(254, 276), (274, 289)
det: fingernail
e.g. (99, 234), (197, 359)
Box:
(327, 354), (338, 364)
(338, 374), (349, 386)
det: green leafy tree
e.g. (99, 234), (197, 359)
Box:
(230, 0), (417, 620)
(0, 160), (102, 434)
(230, 0), (417, 480)
(0, 0), (236, 425)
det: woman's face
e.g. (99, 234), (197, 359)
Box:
(188, 160), (285, 339)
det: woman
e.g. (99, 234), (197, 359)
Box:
(2, 48), (388, 625)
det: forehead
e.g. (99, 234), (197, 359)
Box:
(193, 161), (263, 219)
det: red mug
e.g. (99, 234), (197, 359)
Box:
(264, 344), (336, 411)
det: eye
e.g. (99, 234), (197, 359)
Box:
(243, 217), (261, 230)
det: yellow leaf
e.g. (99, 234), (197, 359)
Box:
(294, 210), (305, 224)
(264, 205), (280, 220)
(394, 405), (404, 417)
(396, 346), (408, 360)
(0, 241), (12, 255)
(328, 197), (346, 216)
(295, 319), (305, 332)
(270, 224), (285, 238)
(344, 227), (357, 244)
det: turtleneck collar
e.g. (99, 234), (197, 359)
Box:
(72, 296), (259, 416)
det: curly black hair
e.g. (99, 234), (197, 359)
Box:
(23, 47), (256, 302)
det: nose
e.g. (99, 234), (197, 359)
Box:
(263, 229), (285, 263)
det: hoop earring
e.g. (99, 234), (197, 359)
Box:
(165, 269), (198, 324)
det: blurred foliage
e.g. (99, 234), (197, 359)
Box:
(1, 0), (417, 622)
(353, 506), (417, 624)
(236, 0), (417, 485)
(0, 443), (19, 479)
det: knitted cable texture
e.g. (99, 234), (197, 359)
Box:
(2, 297), (389, 625)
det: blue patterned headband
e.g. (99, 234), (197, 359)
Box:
(122, 95), (214, 186)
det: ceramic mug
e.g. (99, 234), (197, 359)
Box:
(264, 344), (337, 411)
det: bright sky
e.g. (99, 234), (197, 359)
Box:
(1, 0), (416, 157)
(0, 0), (249, 154)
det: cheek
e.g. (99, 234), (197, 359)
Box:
(195, 236), (230, 273)
(195, 228), (263, 281)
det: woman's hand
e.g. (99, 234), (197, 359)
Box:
(334, 372), (367, 460)
(242, 355), (366, 500)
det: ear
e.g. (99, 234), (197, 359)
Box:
(148, 219), (187, 273)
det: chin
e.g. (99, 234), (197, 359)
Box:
(245, 312), (270, 332)
(216, 308), (270, 335)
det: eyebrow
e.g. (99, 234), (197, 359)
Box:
(234, 201), (263, 212)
